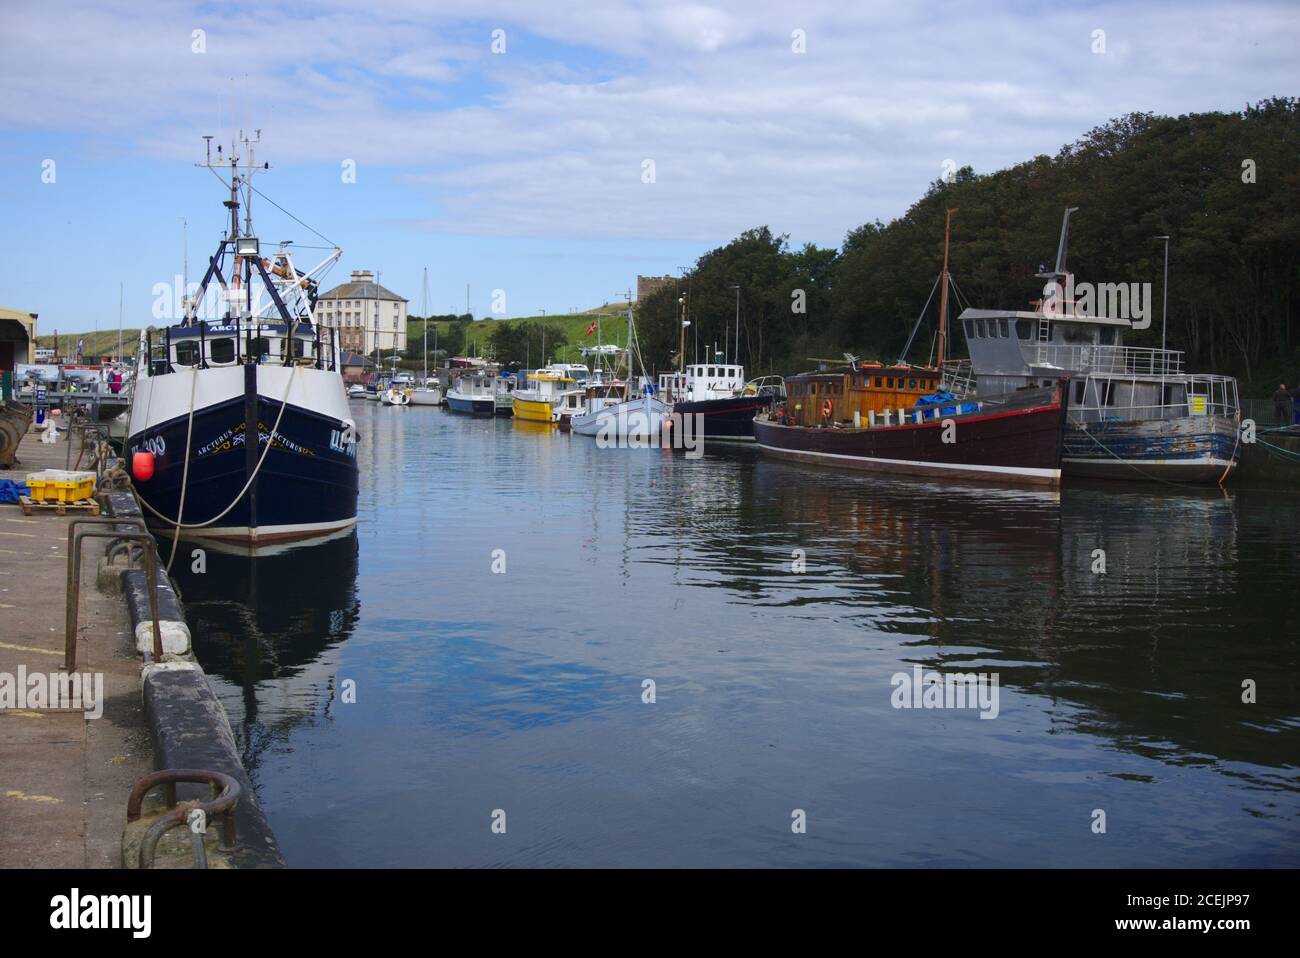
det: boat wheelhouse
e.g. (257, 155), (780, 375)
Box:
(492, 374), (517, 416)
(657, 362), (787, 441)
(781, 363), (941, 428)
(512, 368), (583, 425)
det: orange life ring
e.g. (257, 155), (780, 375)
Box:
(822, 398), (833, 418)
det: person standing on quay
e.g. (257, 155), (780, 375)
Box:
(1274, 384), (1290, 425)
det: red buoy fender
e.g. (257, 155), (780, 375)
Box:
(132, 450), (155, 481)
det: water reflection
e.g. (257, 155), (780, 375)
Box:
(176, 404), (1300, 867)
(171, 528), (360, 779)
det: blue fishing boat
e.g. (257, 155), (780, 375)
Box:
(126, 134), (359, 544)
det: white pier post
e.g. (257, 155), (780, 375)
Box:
(883, 409), (893, 427)
(868, 410), (876, 427)
(853, 410), (861, 428)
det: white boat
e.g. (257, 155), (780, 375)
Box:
(446, 373), (496, 415)
(347, 383), (367, 399)
(570, 384), (669, 441)
(380, 384), (411, 406)
(570, 300), (669, 442)
(410, 380), (443, 405)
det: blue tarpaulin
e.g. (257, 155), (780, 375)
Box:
(914, 390), (979, 417)
(0, 480), (31, 504)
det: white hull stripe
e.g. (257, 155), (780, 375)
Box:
(757, 443), (1060, 479)
(149, 516), (357, 541)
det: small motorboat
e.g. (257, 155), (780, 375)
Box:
(380, 384), (411, 406)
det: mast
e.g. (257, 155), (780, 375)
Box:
(678, 294), (687, 375)
(937, 207), (957, 371)
(422, 267), (428, 382)
(625, 289), (633, 382)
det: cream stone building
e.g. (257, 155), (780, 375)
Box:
(315, 270), (408, 357)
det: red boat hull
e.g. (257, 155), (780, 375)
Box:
(753, 386), (1067, 487)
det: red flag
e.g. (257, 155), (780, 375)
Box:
(586, 322), (597, 336)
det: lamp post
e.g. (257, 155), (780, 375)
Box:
(1154, 235), (1170, 352)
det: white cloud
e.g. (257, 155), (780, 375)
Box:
(2, 0), (1296, 247)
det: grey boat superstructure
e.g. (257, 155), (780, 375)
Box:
(943, 209), (1240, 483)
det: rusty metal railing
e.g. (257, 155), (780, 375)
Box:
(126, 769), (241, 869)
(65, 516), (162, 671)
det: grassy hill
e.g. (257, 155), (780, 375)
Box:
(34, 302), (635, 362)
(34, 329), (139, 359)
(407, 301), (634, 360)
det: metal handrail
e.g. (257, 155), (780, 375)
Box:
(1029, 343), (1184, 376)
(65, 517), (162, 670)
(126, 768), (241, 869)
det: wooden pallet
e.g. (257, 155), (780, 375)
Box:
(18, 495), (100, 517)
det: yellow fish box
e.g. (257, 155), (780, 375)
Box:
(26, 469), (97, 503)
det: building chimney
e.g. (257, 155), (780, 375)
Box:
(350, 270), (374, 283)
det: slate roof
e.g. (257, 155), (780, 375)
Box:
(318, 281), (408, 303)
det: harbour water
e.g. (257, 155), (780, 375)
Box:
(171, 401), (1300, 867)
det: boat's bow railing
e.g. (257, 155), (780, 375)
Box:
(1069, 371), (1240, 423)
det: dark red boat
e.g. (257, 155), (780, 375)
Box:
(753, 377), (1069, 487)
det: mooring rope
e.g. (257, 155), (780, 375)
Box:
(1072, 419), (1232, 488)
(164, 367), (199, 573)
(137, 359), (299, 538)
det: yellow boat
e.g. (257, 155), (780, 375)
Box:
(512, 369), (582, 424)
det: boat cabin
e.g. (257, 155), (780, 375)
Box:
(957, 307), (1238, 424)
(451, 373), (497, 398)
(520, 368), (578, 399)
(658, 363), (744, 403)
(145, 319), (338, 377)
(781, 363), (941, 427)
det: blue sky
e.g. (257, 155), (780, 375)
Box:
(1, 0), (1296, 334)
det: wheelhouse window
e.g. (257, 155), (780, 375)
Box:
(248, 336), (271, 361)
(209, 337), (236, 365)
(1099, 327), (1117, 346)
(174, 340), (200, 367)
(1016, 320), (1033, 340)
(997, 319), (1008, 338)
(965, 320), (975, 339)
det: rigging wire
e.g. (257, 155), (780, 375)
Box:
(897, 272), (943, 365)
(248, 183), (338, 248)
